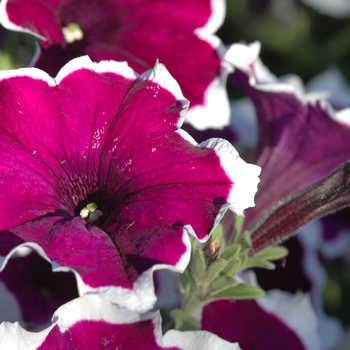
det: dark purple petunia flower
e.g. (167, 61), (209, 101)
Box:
(0, 0), (230, 130)
(0, 294), (241, 349)
(0, 56), (260, 312)
(224, 42), (350, 249)
(0, 250), (78, 330)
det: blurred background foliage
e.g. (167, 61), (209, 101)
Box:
(219, 0), (350, 84)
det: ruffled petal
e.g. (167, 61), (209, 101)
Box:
(0, 57), (259, 311)
(202, 289), (321, 350)
(0, 294), (241, 350)
(0, 0), (229, 128)
(226, 42), (350, 228)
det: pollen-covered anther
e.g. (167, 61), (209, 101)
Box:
(80, 202), (103, 223)
(62, 23), (83, 43)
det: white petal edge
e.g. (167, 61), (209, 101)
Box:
(185, 35), (232, 130)
(0, 0), (47, 41)
(54, 227), (191, 313)
(226, 42), (350, 130)
(163, 330), (241, 350)
(55, 55), (137, 83)
(196, 0), (226, 35)
(225, 42), (321, 101)
(0, 228), (191, 314)
(199, 138), (261, 218)
(0, 56), (189, 131)
(0, 56), (137, 88)
(140, 60), (190, 128)
(175, 131), (261, 242)
(258, 291), (321, 350)
(0, 294), (241, 350)
(0, 294), (163, 349)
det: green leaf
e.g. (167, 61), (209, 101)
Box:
(210, 223), (223, 242)
(210, 283), (265, 301)
(238, 253), (248, 267)
(211, 275), (237, 292)
(244, 257), (276, 270)
(181, 269), (194, 299)
(230, 214), (245, 244)
(206, 259), (227, 282)
(254, 246), (289, 261)
(170, 309), (200, 331)
(220, 244), (241, 260)
(239, 233), (252, 251)
(193, 248), (206, 283)
(221, 258), (241, 276)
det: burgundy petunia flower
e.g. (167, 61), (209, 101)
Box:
(0, 56), (260, 312)
(0, 0), (230, 130)
(0, 294), (241, 349)
(201, 289), (320, 350)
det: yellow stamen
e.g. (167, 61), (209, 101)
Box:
(62, 23), (83, 44)
(80, 202), (103, 223)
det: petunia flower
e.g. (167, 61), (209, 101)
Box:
(0, 250), (78, 330)
(0, 56), (260, 312)
(0, 0), (230, 130)
(306, 66), (350, 110)
(0, 294), (241, 349)
(221, 44), (348, 348)
(201, 288), (320, 350)
(224, 42), (350, 250)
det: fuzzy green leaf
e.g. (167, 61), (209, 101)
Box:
(210, 283), (265, 300)
(220, 244), (241, 260)
(193, 248), (206, 283)
(239, 233), (252, 252)
(210, 223), (223, 242)
(230, 214), (245, 244)
(211, 275), (237, 292)
(238, 253), (248, 267)
(206, 259), (227, 282)
(254, 246), (289, 261)
(245, 257), (276, 270)
(222, 258), (241, 276)
(181, 269), (194, 299)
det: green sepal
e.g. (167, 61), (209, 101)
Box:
(205, 259), (227, 282)
(253, 246), (289, 261)
(210, 283), (265, 301)
(220, 244), (241, 260)
(244, 257), (276, 270)
(170, 309), (200, 331)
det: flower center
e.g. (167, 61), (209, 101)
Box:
(62, 23), (83, 43)
(80, 202), (103, 224)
